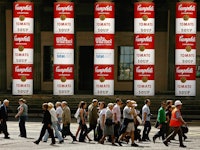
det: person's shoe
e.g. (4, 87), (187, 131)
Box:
(4, 137), (10, 139)
(180, 144), (186, 148)
(153, 136), (156, 143)
(131, 143), (139, 147)
(117, 141), (122, 146)
(59, 140), (64, 144)
(33, 140), (39, 145)
(183, 136), (187, 141)
(163, 141), (168, 146)
(72, 137), (77, 142)
(112, 143), (118, 146)
(50, 142), (55, 145)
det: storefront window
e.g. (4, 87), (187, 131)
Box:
(43, 46), (54, 81)
(196, 55), (200, 78)
(118, 46), (134, 81)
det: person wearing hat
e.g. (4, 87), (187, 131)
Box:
(15, 98), (28, 138)
(87, 98), (98, 141)
(163, 100), (187, 148)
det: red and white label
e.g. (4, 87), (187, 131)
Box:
(54, 34), (74, 49)
(13, 2), (34, 18)
(54, 2), (74, 18)
(94, 2), (114, 18)
(134, 65), (154, 80)
(176, 2), (196, 18)
(94, 65), (114, 80)
(13, 64), (33, 79)
(54, 64), (74, 80)
(175, 65), (196, 80)
(13, 33), (34, 48)
(134, 2), (154, 18)
(176, 34), (196, 49)
(94, 34), (114, 49)
(134, 34), (154, 49)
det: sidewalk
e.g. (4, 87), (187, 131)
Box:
(0, 121), (200, 150)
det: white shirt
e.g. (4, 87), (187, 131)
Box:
(112, 104), (121, 122)
(56, 106), (63, 118)
(49, 108), (58, 122)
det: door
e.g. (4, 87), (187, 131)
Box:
(79, 46), (94, 93)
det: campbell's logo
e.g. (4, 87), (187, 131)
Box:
(178, 4), (195, 12)
(95, 36), (112, 44)
(179, 35), (195, 43)
(14, 35), (31, 42)
(56, 66), (73, 73)
(137, 4), (154, 12)
(96, 4), (112, 12)
(136, 66), (153, 74)
(15, 4), (32, 11)
(15, 66), (32, 73)
(56, 36), (72, 44)
(135, 35), (152, 43)
(95, 66), (112, 74)
(176, 67), (193, 74)
(56, 4), (73, 12)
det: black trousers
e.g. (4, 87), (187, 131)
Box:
(88, 124), (97, 140)
(154, 123), (166, 140)
(37, 124), (55, 144)
(142, 121), (151, 140)
(114, 122), (121, 141)
(62, 124), (75, 139)
(79, 121), (88, 142)
(1, 120), (9, 137)
(19, 116), (27, 137)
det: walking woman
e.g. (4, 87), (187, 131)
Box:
(78, 101), (90, 142)
(15, 98), (28, 138)
(99, 103), (117, 146)
(34, 103), (55, 145)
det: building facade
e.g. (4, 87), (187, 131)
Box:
(0, 0), (200, 97)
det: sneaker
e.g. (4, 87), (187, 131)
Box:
(4, 137), (10, 139)
(117, 141), (122, 146)
(112, 143), (118, 146)
(131, 143), (139, 147)
(33, 140), (39, 145)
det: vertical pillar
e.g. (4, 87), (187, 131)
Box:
(94, 0), (115, 95)
(53, 0), (74, 95)
(175, 0), (196, 96)
(134, 0), (155, 96)
(12, 0), (34, 95)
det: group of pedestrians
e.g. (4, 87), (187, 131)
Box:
(153, 99), (187, 148)
(0, 97), (188, 148)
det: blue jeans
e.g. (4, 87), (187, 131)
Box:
(43, 121), (63, 142)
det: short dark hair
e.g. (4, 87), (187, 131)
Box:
(116, 98), (121, 103)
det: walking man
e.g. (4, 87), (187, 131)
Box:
(15, 98), (28, 138)
(142, 99), (151, 141)
(163, 100), (187, 148)
(153, 101), (167, 142)
(0, 99), (10, 139)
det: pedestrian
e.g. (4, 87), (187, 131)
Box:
(96, 101), (106, 141)
(141, 99), (152, 141)
(33, 103), (55, 145)
(55, 101), (63, 132)
(87, 98), (98, 141)
(15, 98), (28, 138)
(118, 100), (139, 147)
(78, 101), (90, 142)
(112, 98), (122, 143)
(153, 101), (167, 143)
(61, 101), (76, 142)
(0, 99), (10, 139)
(99, 103), (117, 146)
(43, 102), (63, 143)
(163, 100), (187, 148)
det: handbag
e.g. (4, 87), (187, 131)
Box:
(154, 120), (160, 128)
(105, 118), (113, 126)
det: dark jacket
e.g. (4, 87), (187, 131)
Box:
(0, 104), (8, 121)
(42, 110), (52, 125)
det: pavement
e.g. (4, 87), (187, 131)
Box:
(0, 121), (200, 150)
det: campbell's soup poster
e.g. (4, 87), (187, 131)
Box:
(94, 2), (114, 95)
